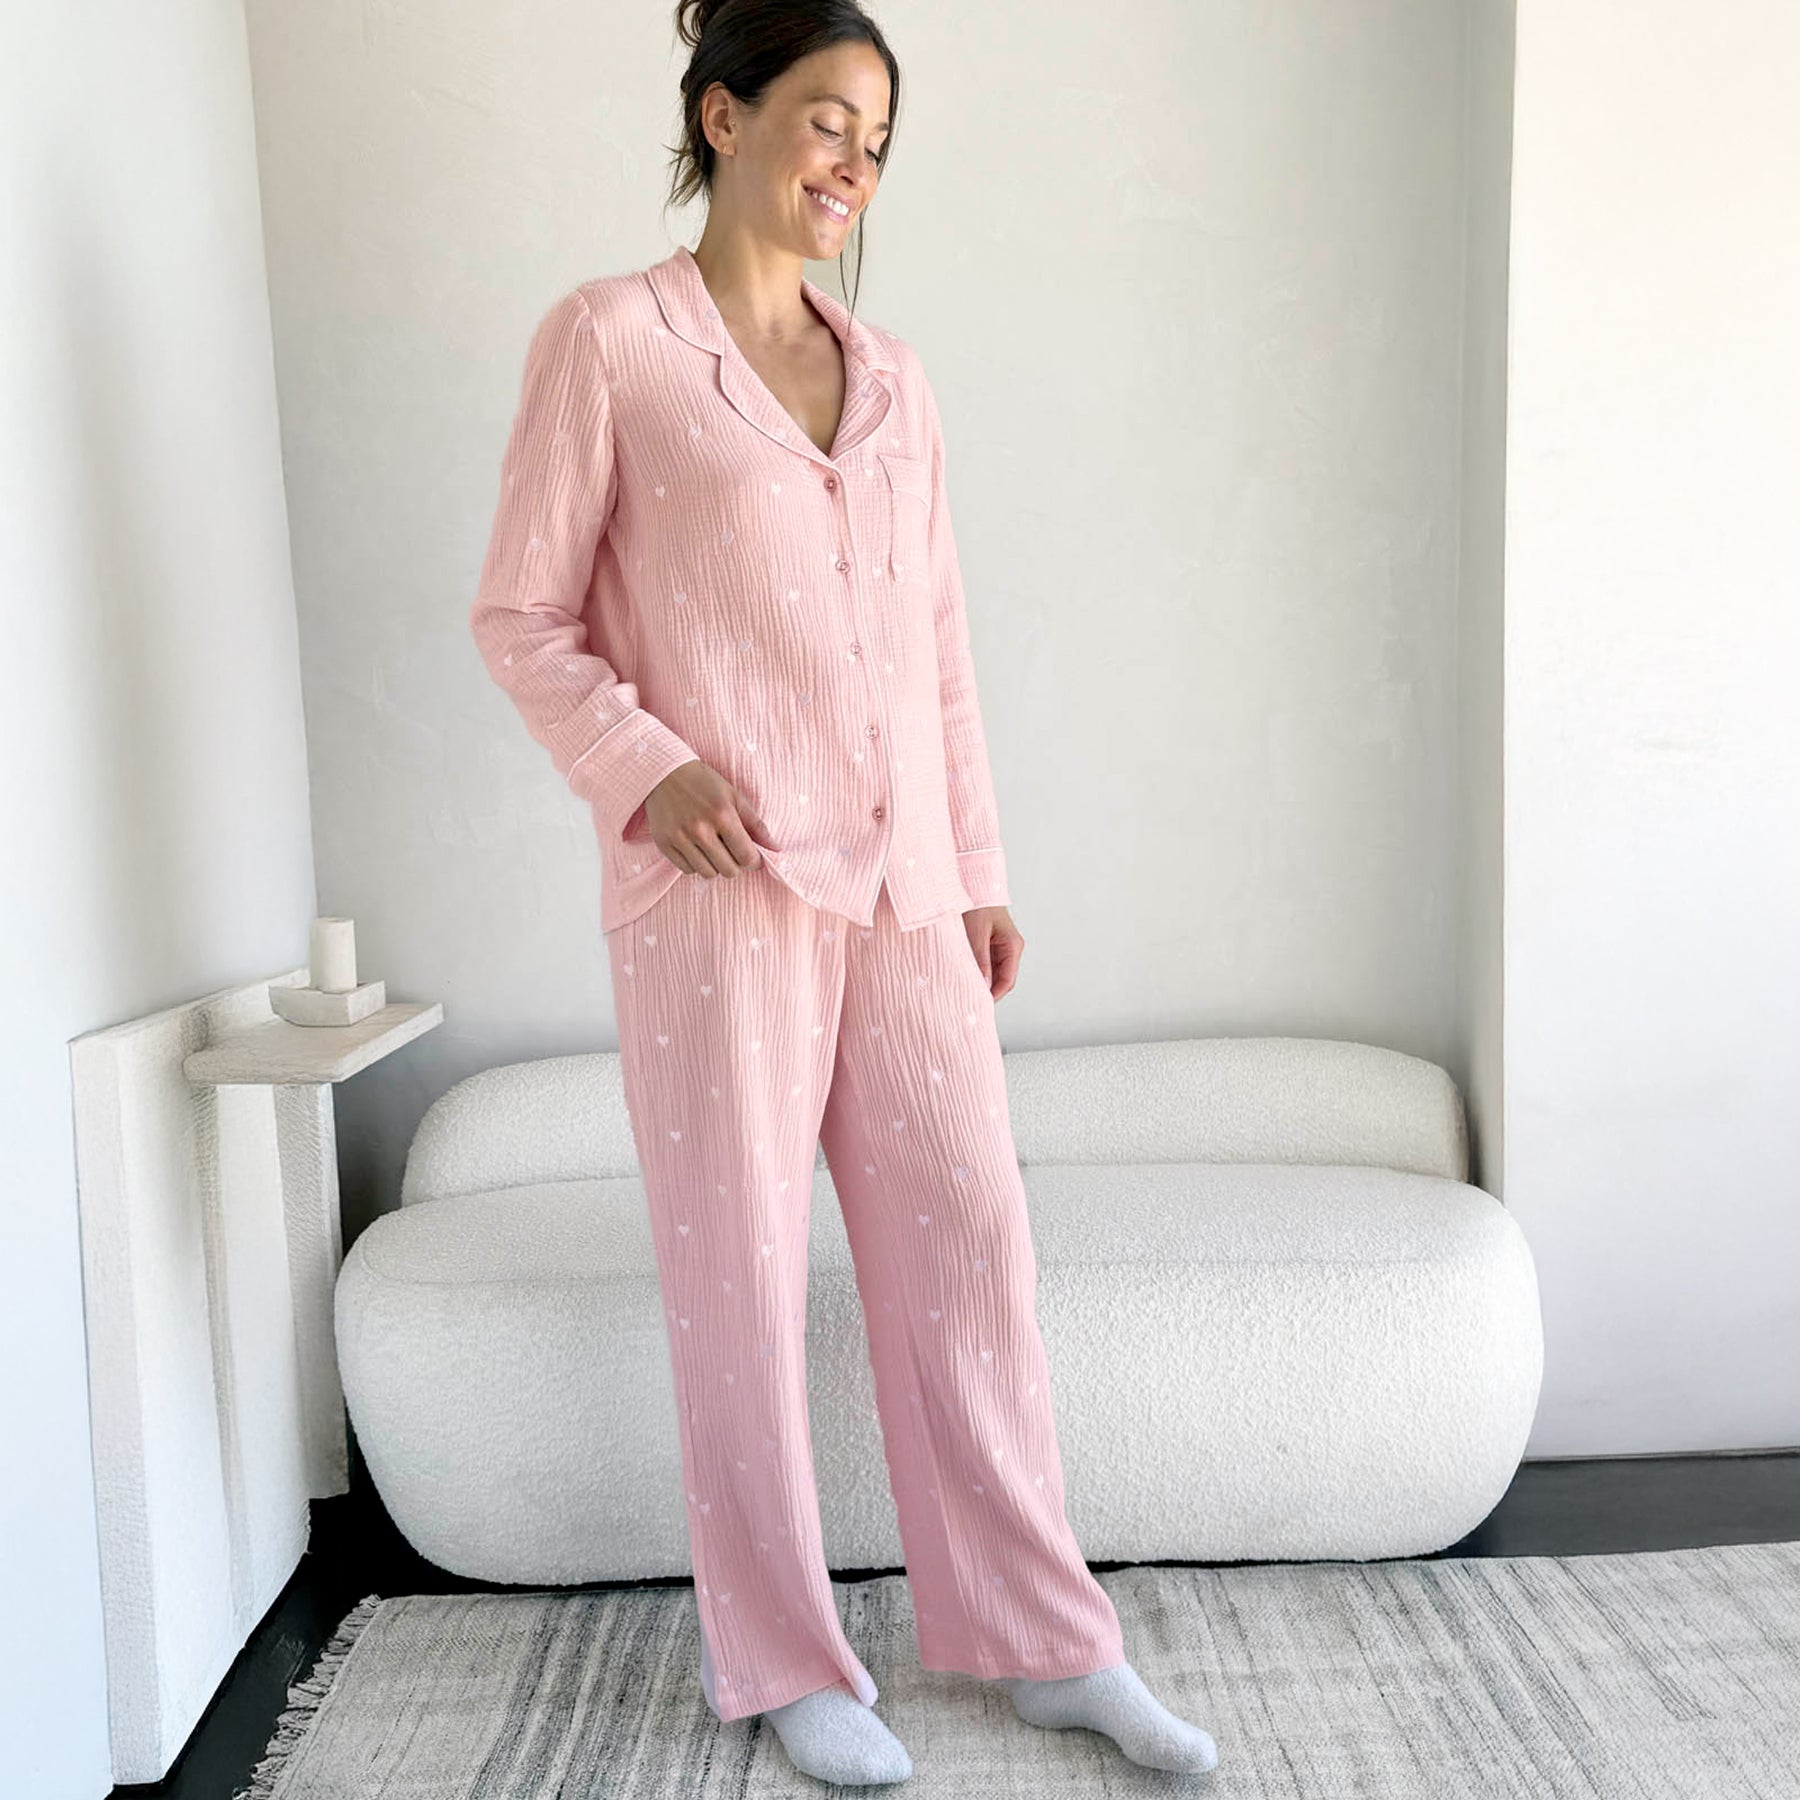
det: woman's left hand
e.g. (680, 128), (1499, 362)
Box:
(962, 905), (1023, 1001)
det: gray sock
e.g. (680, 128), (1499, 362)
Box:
(763, 1685), (913, 1786)
(999, 1661), (1219, 1773)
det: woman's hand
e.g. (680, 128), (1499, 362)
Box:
(640, 759), (780, 878)
(962, 905), (1023, 1001)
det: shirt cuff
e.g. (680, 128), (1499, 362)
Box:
(567, 713), (701, 844)
(955, 846), (1010, 911)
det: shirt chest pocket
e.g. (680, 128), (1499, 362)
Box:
(879, 451), (931, 585)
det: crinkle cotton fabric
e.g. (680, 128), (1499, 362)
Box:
(470, 245), (1010, 935)
(606, 861), (1127, 1722)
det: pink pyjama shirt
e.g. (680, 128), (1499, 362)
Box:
(470, 244), (1010, 934)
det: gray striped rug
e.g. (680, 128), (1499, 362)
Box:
(238, 1542), (1800, 1797)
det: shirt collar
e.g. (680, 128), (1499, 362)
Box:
(645, 244), (899, 462)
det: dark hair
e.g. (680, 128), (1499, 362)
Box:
(667, 0), (900, 304)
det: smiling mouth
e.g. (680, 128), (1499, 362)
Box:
(804, 185), (854, 222)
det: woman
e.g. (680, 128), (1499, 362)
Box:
(470, 0), (1219, 1784)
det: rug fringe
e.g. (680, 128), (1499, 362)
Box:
(232, 1593), (385, 1800)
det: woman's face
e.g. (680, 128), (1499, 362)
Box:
(704, 42), (892, 256)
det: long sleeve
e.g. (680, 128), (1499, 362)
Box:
(470, 287), (699, 841)
(918, 366), (1010, 909)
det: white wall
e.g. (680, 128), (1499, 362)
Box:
(242, 0), (1479, 1240)
(0, 5), (317, 1794)
(1506, 0), (1800, 1452)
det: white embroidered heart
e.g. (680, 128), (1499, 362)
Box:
(972, 1484), (984, 1494)
(771, 480), (782, 493)
(656, 1033), (669, 1046)
(811, 1022), (824, 1036)
(953, 1165), (970, 1180)
(735, 1459), (747, 1470)
(927, 1487), (937, 1499)
(700, 984), (712, 996)
(917, 1214), (931, 1226)
(717, 1589), (732, 1602)
(724, 1372), (735, 1384)
(864, 1163), (876, 1174)
(669, 1128), (682, 1141)
(622, 962), (634, 976)
(751, 1039), (762, 1052)
(1028, 1382), (1038, 1396)
(761, 1242), (774, 1255)
(759, 1344), (774, 1357)
(973, 1258), (988, 1272)
(1034, 1474), (1045, 1488)
(965, 1012), (976, 1026)
(980, 1348), (993, 1362)
(699, 1501), (710, 1512)
(990, 1575), (1005, 1588)
(871, 1024), (884, 1038)
(778, 1177), (790, 1191)
(722, 1279), (732, 1292)
(919, 976), (929, 988)
(759, 1540), (769, 1550)
(716, 1183), (726, 1194)
(891, 1117), (905, 1131)
(655, 485), (666, 496)
(677, 1223), (690, 1235)
(645, 934), (657, 946)
(679, 1318), (690, 1329)
(749, 936), (761, 950)
(929, 1066), (943, 1081)
(928, 1308), (941, 1321)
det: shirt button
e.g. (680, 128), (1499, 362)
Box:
(836, 557), (850, 572)
(865, 723), (879, 738)
(871, 804), (885, 820)
(823, 473), (838, 491)
(848, 641), (863, 657)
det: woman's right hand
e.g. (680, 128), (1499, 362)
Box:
(641, 758), (780, 878)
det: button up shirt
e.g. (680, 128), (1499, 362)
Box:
(469, 244), (1010, 935)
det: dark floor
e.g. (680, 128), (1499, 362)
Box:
(111, 1438), (1800, 1799)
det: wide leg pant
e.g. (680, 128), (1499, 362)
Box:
(604, 863), (1126, 1724)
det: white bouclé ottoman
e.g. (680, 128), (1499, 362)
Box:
(334, 1036), (1542, 1584)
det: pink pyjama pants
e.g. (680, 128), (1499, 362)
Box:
(603, 862), (1126, 1723)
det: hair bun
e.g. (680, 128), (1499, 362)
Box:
(675, 0), (736, 52)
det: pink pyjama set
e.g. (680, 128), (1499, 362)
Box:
(606, 861), (1125, 1722)
(471, 246), (1124, 1723)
